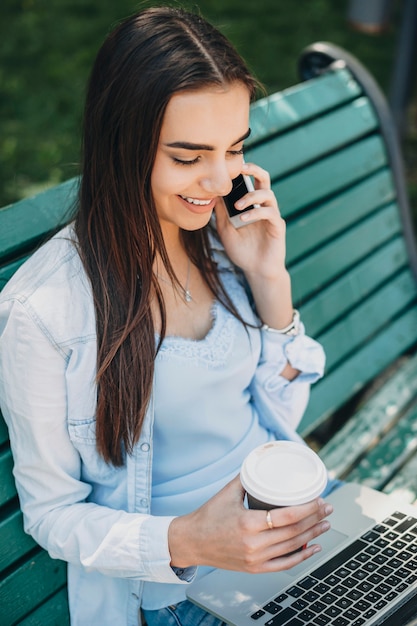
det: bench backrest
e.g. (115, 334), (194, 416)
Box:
(245, 43), (417, 435)
(1, 42), (416, 624)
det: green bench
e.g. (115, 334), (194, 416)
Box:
(1, 42), (417, 624)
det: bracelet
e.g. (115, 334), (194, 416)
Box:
(261, 309), (300, 336)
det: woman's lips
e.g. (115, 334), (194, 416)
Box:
(178, 195), (216, 213)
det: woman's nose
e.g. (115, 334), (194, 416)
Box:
(200, 165), (234, 197)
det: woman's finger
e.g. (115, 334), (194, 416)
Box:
(255, 498), (333, 535)
(234, 188), (278, 211)
(242, 162), (271, 189)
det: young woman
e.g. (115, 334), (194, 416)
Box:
(0, 7), (334, 625)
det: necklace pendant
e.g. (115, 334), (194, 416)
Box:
(184, 290), (192, 303)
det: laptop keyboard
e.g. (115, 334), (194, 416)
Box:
(250, 511), (417, 626)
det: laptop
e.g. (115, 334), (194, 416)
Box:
(186, 482), (417, 625)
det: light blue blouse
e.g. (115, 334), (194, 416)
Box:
(0, 226), (326, 625)
(143, 271), (273, 608)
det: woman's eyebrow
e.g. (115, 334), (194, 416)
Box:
(164, 128), (251, 151)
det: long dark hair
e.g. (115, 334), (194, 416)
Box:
(74, 6), (259, 465)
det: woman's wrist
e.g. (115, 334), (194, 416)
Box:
(244, 266), (290, 288)
(168, 513), (199, 569)
(262, 309), (300, 336)
(245, 268), (294, 330)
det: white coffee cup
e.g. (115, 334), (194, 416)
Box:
(240, 440), (328, 510)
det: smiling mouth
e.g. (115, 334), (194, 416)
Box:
(179, 195), (213, 206)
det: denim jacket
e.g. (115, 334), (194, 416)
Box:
(0, 226), (325, 625)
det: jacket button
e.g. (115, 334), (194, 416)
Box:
(140, 498), (148, 507)
(140, 442), (150, 452)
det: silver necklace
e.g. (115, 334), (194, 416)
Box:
(156, 257), (192, 303)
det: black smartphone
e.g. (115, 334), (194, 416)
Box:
(223, 173), (260, 228)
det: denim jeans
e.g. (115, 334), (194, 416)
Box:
(142, 600), (227, 626)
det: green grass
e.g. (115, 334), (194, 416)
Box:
(0, 0), (410, 209)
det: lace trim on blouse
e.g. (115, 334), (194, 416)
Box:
(156, 270), (253, 367)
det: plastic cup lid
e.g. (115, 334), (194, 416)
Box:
(240, 441), (328, 506)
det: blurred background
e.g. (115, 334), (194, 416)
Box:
(1, 0), (416, 218)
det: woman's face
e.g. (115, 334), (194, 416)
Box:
(151, 81), (251, 235)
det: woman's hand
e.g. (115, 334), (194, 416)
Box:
(214, 162), (286, 281)
(168, 475), (333, 573)
(215, 162), (295, 334)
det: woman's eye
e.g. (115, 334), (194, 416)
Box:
(172, 156), (200, 166)
(172, 147), (244, 165)
(228, 148), (245, 157)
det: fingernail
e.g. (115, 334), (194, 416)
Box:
(324, 504), (333, 516)
(242, 162), (249, 170)
(312, 545), (322, 554)
(236, 199), (245, 208)
(321, 521), (331, 532)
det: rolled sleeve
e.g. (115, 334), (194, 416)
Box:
(139, 514), (197, 584)
(260, 323), (325, 386)
(251, 323), (326, 435)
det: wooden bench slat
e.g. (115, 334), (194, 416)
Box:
(320, 270), (417, 372)
(248, 67), (362, 143)
(317, 353), (417, 478)
(346, 401), (417, 489)
(0, 449), (17, 507)
(382, 453), (417, 505)
(248, 98), (378, 180)
(0, 256), (30, 290)
(0, 178), (78, 260)
(17, 587), (70, 626)
(0, 549), (67, 624)
(292, 203), (402, 303)
(300, 237), (409, 336)
(0, 412), (8, 446)
(302, 307), (417, 433)
(286, 168), (395, 263)
(0, 508), (36, 571)
(270, 136), (389, 218)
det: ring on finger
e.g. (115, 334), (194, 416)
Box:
(266, 510), (274, 530)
